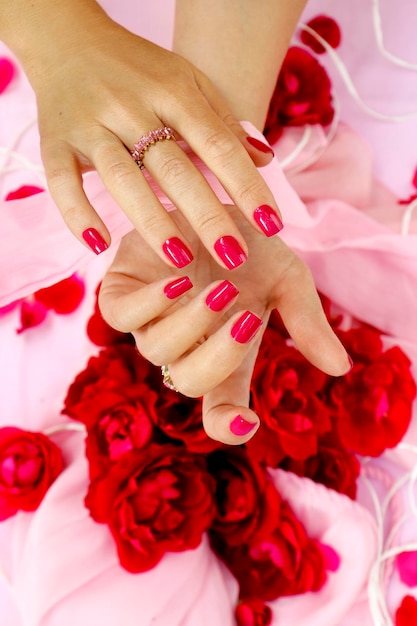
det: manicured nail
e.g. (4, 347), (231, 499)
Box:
(231, 311), (263, 344)
(254, 205), (284, 237)
(246, 136), (275, 156)
(230, 415), (257, 436)
(206, 280), (239, 312)
(214, 236), (247, 270)
(163, 237), (194, 268)
(82, 228), (108, 255)
(164, 276), (193, 299)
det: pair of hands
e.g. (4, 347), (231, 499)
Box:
(21, 6), (350, 444)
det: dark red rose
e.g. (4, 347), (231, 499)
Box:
(154, 390), (222, 453)
(5, 184), (44, 200)
(85, 444), (215, 572)
(0, 427), (64, 520)
(62, 344), (153, 423)
(329, 328), (416, 456)
(264, 46), (334, 143)
(395, 595), (417, 626)
(248, 340), (331, 467)
(34, 273), (85, 314)
(208, 448), (282, 546)
(300, 15), (342, 54)
(85, 392), (156, 479)
(235, 599), (272, 626)
(213, 500), (328, 601)
(280, 430), (360, 499)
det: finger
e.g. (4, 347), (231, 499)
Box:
(167, 309), (264, 397)
(142, 137), (251, 270)
(273, 258), (352, 376)
(89, 131), (197, 270)
(99, 273), (193, 333)
(42, 141), (111, 254)
(170, 93), (284, 238)
(195, 70), (275, 167)
(134, 279), (239, 365)
(202, 345), (261, 445)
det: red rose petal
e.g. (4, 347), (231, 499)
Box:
(17, 299), (48, 334)
(301, 15), (342, 54)
(395, 595), (417, 626)
(397, 551), (417, 588)
(34, 273), (85, 314)
(0, 57), (16, 94)
(5, 185), (44, 201)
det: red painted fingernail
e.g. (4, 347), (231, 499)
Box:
(164, 276), (193, 299)
(163, 237), (194, 268)
(206, 280), (239, 312)
(231, 311), (262, 344)
(214, 236), (247, 270)
(254, 205), (283, 237)
(246, 136), (275, 156)
(82, 228), (108, 254)
(230, 415), (257, 436)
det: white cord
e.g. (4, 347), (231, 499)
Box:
(372, 0), (417, 69)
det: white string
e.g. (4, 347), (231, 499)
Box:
(298, 23), (417, 122)
(372, 0), (417, 69)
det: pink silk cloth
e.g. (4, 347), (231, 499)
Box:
(1, 0), (417, 625)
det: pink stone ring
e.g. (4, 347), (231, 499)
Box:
(130, 126), (176, 169)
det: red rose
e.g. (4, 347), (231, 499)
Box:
(235, 599), (272, 626)
(213, 500), (328, 601)
(264, 46), (334, 143)
(300, 15), (342, 54)
(395, 595), (417, 626)
(0, 427), (64, 520)
(155, 391), (222, 453)
(85, 445), (215, 572)
(329, 328), (416, 456)
(85, 393), (156, 479)
(62, 344), (153, 423)
(248, 338), (331, 467)
(280, 431), (360, 499)
(208, 448), (282, 546)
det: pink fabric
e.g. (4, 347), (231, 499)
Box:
(1, 1), (417, 625)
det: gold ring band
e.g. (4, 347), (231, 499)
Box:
(161, 365), (179, 392)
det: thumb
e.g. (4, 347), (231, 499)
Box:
(202, 344), (260, 445)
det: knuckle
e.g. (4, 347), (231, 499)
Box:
(203, 128), (237, 162)
(103, 160), (136, 187)
(234, 176), (266, 205)
(134, 333), (166, 367)
(157, 153), (189, 186)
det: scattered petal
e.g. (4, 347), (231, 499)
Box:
(0, 57), (16, 94)
(301, 15), (342, 54)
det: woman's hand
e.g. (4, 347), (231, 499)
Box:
(1, 1), (279, 263)
(99, 206), (351, 445)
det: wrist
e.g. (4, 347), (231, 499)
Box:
(0, 0), (112, 85)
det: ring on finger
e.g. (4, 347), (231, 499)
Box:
(161, 364), (179, 392)
(130, 126), (176, 170)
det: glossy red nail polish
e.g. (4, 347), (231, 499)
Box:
(254, 205), (284, 237)
(246, 136), (275, 156)
(214, 236), (247, 270)
(163, 237), (194, 268)
(206, 280), (239, 312)
(164, 276), (193, 299)
(230, 415), (257, 436)
(82, 228), (108, 255)
(231, 311), (262, 344)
